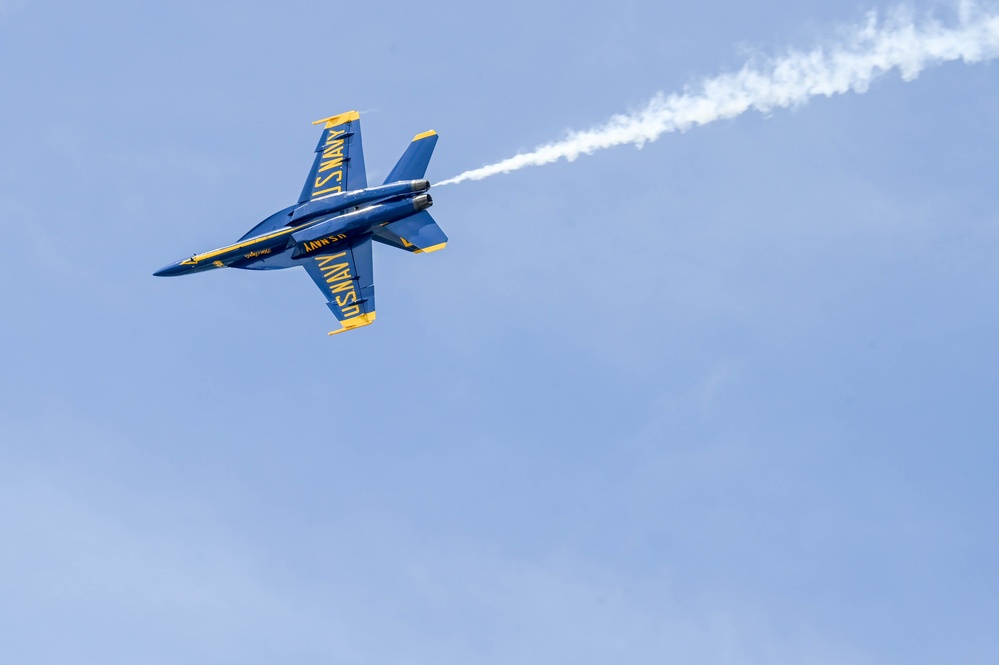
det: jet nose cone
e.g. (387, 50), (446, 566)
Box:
(154, 261), (188, 277)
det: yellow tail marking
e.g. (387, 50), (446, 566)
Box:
(312, 110), (360, 128)
(413, 130), (437, 141)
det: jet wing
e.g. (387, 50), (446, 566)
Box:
(302, 236), (376, 336)
(299, 111), (367, 203)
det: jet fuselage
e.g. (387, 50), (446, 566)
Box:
(154, 180), (432, 277)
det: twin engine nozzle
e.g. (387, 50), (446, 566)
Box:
(292, 179), (432, 224)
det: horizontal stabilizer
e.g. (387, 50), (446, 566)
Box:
(372, 211), (448, 254)
(384, 131), (438, 184)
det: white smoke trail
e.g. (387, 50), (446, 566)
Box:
(437, 2), (999, 186)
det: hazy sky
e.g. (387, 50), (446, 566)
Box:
(2, 2), (998, 664)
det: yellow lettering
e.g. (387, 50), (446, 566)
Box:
(341, 305), (361, 318)
(335, 290), (358, 307)
(324, 267), (352, 282)
(329, 280), (354, 295)
(313, 185), (342, 196)
(318, 260), (344, 273)
(320, 262), (349, 277)
(318, 158), (343, 173)
(316, 252), (347, 267)
(315, 171), (340, 188)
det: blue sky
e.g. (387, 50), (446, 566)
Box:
(2, 1), (998, 663)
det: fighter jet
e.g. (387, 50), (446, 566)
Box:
(154, 111), (446, 336)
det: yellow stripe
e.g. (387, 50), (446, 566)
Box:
(312, 110), (360, 128)
(414, 242), (446, 254)
(412, 130), (437, 141)
(189, 225), (299, 263)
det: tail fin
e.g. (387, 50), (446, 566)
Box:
(383, 130), (438, 184)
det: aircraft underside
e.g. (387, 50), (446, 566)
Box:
(155, 111), (446, 335)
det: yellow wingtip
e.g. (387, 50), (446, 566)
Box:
(413, 130), (438, 141)
(312, 110), (361, 128)
(328, 311), (377, 336)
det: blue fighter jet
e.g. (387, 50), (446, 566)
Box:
(154, 111), (446, 335)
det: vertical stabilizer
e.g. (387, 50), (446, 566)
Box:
(383, 131), (438, 184)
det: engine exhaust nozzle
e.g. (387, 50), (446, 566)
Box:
(413, 193), (433, 211)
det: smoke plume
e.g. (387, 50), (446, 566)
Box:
(437, 2), (999, 186)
